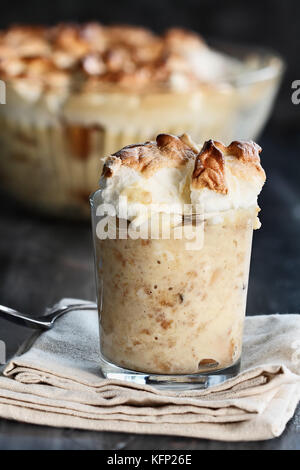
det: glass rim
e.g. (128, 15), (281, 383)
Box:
(207, 39), (285, 85)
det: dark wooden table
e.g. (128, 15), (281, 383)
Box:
(0, 131), (299, 450)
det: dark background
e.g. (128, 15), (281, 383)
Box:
(0, 0), (299, 450)
(0, 0), (299, 133)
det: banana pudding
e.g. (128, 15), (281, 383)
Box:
(91, 133), (266, 375)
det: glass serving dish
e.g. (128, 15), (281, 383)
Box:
(0, 43), (283, 218)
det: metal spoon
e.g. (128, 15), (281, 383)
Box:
(0, 302), (97, 330)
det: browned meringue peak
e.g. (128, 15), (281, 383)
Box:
(52, 24), (91, 58)
(102, 133), (198, 178)
(192, 139), (265, 194)
(0, 25), (50, 57)
(163, 28), (206, 53)
(103, 25), (158, 48)
(0, 56), (70, 89)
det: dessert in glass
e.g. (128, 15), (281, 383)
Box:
(0, 23), (280, 217)
(90, 133), (266, 387)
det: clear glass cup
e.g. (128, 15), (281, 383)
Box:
(90, 190), (257, 389)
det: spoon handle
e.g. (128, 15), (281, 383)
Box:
(0, 303), (97, 330)
(0, 305), (52, 330)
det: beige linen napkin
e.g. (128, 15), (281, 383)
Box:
(0, 299), (299, 441)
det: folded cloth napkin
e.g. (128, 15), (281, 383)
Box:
(0, 299), (300, 441)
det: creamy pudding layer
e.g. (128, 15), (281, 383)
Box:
(98, 208), (254, 374)
(95, 133), (266, 374)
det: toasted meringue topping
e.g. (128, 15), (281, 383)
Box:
(192, 139), (265, 193)
(99, 134), (266, 224)
(192, 140), (228, 194)
(0, 23), (243, 93)
(103, 134), (197, 179)
(191, 139), (266, 215)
